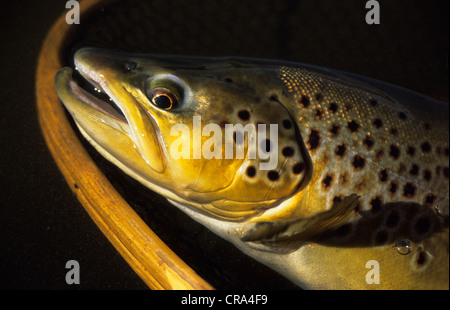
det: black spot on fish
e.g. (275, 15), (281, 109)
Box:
(379, 169), (388, 182)
(299, 95), (310, 108)
(292, 162), (304, 175)
(445, 147), (449, 156)
(398, 112), (407, 120)
(269, 94), (279, 102)
(267, 170), (279, 181)
(329, 125), (340, 136)
(224, 77), (233, 83)
(409, 164), (419, 176)
(386, 211), (400, 228)
(328, 102), (338, 113)
(237, 110), (250, 121)
(335, 143), (347, 157)
(424, 123), (431, 130)
(315, 93), (323, 101)
(407, 146), (416, 157)
(333, 195), (343, 204)
(370, 196), (382, 213)
(424, 194), (436, 205)
(416, 251), (427, 266)
(347, 120), (360, 133)
(443, 167), (449, 178)
(423, 170), (432, 181)
(262, 139), (271, 152)
(389, 145), (400, 159)
(403, 183), (416, 198)
(363, 135), (374, 149)
(389, 182), (397, 194)
(282, 119), (292, 129)
(373, 118), (382, 129)
(246, 166), (256, 178)
(233, 131), (243, 144)
(314, 108), (324, 120)
(307, 129), (321, 151)
(352, 155), (365, 169)
(390, 128), (398, 136)
(369, 99), (378, 107)
(420, 142), (431, 153)
(322, 175), (333, 189)
(282, 147), (294, 157)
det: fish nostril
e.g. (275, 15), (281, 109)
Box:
(282, 146), (294, 157)
(293, 162), (304, 175)
(267, 170), (279, 181)
(282, 119), (292, 129)
(237, 110), (250, 121)
(124, 61), (137, 72)
(246, 166), (256, 177)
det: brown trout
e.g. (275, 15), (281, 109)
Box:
(55, 48), (449, 289)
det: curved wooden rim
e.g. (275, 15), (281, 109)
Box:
(35, 0), (213, 290)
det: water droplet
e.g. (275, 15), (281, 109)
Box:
(393, 239), (414, 255)
(433, 203), (449, 218)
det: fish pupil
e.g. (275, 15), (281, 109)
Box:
(154, 94), (172, 109)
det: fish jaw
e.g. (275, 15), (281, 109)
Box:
(54, 67), (147, 167)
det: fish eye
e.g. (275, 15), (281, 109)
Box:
(145, 75), (185, 110)
(149, 88), (178, 110)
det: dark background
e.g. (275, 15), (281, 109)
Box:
(0, 0), (448, 290)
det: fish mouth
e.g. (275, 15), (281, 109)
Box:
(67, 66), (127, 125)
(55, 65), (166, 177)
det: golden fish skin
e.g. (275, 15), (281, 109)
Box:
(55, 48), (449, 289)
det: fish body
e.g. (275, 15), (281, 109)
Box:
(55, 48), (449, 289)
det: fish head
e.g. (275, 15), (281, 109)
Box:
(55, 48), (311, 220)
